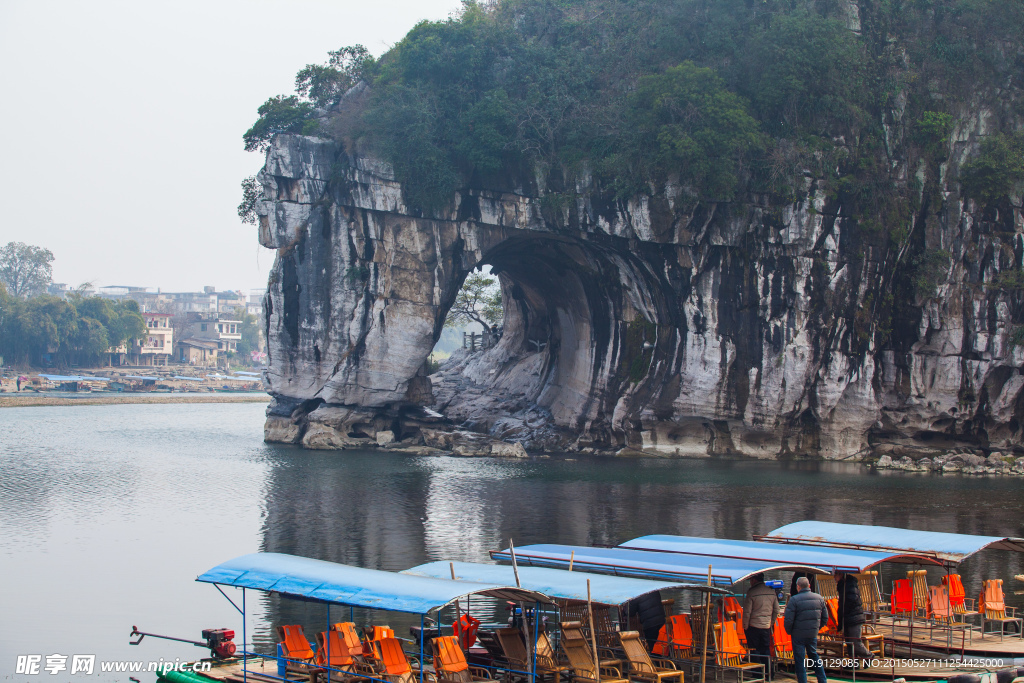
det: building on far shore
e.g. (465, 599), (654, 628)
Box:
(188, 316), (242, 354)
(133, 312), (173, 365)
(174, 338), (219, 366)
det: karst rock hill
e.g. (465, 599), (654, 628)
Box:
(253, 2), (1024, 460)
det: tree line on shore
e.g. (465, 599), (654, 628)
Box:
(0, 282), (148, 368)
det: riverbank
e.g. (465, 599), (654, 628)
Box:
(0, 392), (270, 408)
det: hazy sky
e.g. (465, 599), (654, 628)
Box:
(0, 0), (463, 294)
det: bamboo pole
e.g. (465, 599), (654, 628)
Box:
(700, 565), (712, 683)
(587, 579), (599, 683)
(569, 551), (575, 572)
(451, 562), (462, 648)
(510, 539), (522, 587)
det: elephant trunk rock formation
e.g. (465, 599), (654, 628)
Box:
(258, 133), (1024, 460)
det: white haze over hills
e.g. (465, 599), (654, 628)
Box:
(0, 0), (463, 294)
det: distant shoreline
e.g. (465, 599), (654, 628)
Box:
(0, 392), (271, 408)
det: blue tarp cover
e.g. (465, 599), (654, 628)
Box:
(489, 545), (825, 586)
(620, 535), (940, 571)
(197, 553), (551, 614)
(761, 521), (1024, 563)
(403, 561), (724, 604)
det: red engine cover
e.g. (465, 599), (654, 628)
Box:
(212, 640), (237, 658)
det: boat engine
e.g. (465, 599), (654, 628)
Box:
(202, 629), (237, 658)
(129, 625), (237, 659)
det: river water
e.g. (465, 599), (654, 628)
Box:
(1, 402), (1022, 679)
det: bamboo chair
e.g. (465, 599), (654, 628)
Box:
(363, 626), (397, 666)
(926, 585), (971, 647)
(853, 572), (889, 621)
(431, 636), (492, 683)
(688, 605), (712, 658)
(889, 579), (916, 641)
(557, 601), (618, 649)
(618, 630), (684, 683)
(277, 624), (319, 673)
(979, 579), (1022, 640)
(942, 574), (980, 626)
(559, 630), (629, 683)
(712, 622), (764, 683)
(495, 628), (569, 682)
(816, 575), (839, 601)
(560, 621), (623, 668)
(907, 570), (930, 618)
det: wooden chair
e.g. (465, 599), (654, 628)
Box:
(688, 605), (712, 658)
(979, 579), (1023, 640)
(816, 575), (839, 601)
(560, 621), (622, 668)
(278, 624), (319, 673)
(559, 629), (629, 683)
(853, 571), (889, 620)
(496, 628), (569, 683)
(618, 630), (684, 683)
(907, 570), (930, 618)
(941, 574), (980, 626)
(712, 621), (763, 683)
(926, 585), (971, 647)
(431, 636), (492, 683)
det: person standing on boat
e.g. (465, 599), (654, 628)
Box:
(837, 574), (872, 659)
(784, 576), (829, 683)
(744, 573), (779, 681)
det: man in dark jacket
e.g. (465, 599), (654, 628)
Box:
(837, 574), (872, 658)
(784, 576), (829, 683)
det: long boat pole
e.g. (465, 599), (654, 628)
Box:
(587, 579), (599, 683)
(700, 565), (712, 683)
(509, 539), (522, 587)
(451, 563), (463, 647)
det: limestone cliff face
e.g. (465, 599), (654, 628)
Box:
(258, 124), (1024, 459)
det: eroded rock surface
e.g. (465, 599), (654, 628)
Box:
(257, 131), (1023, 459)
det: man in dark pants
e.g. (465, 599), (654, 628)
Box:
(744, 573), (779, 680)
(784, 576), (829, 683)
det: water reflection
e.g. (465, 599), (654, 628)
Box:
(259, 454), (1024, 650)
(2, 402), (1022, 677)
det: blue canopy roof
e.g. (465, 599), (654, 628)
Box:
(403, 561), (726, 605)
(197, 553), (551, 614)
(620, 535), (941, 571)
(760, 522), (1024, 564)
(489, 545), (826, 587)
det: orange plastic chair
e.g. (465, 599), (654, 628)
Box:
(316, 630), (357, 670)
(278, 624), (316, 670)
(364, 626), (396, 660)
(431, 636), (489, 683)
(333, 623), (366, 658)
